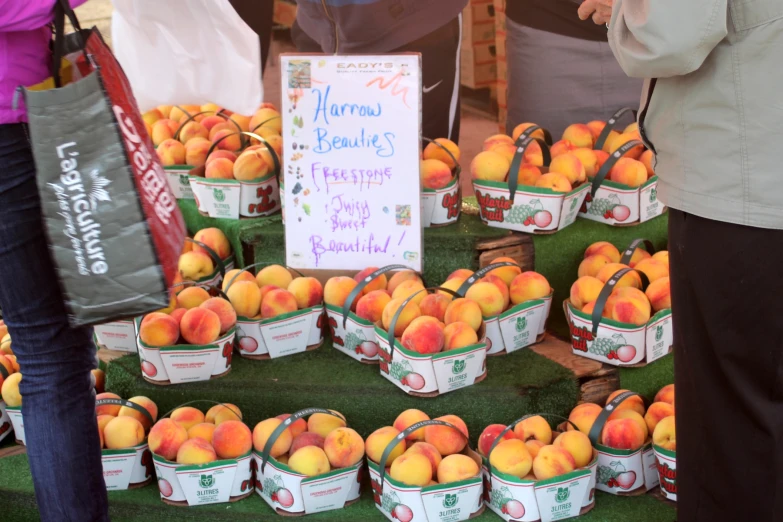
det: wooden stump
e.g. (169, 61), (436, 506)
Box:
(476, 232), (535, 271)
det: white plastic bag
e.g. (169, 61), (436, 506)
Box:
(111, 0), (263, 114)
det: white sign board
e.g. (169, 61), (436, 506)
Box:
(281, 54), (423, 272)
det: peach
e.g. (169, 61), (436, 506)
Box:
(570, 276), (604, 309)
(151, 119), (179, 146)
(533, 445), (576, 480)
(611, 293), (651, 326)
(438, 454), (479, 484)
(470, 151), (510, 182)
(483, 134), (514, 151)
(170, 308), (187, 325)
(119, 396), (158, 432)
(480, 274), (510, 310)
(509, 271), (551, 305)
(104, 416), (145, 449)
(572, 148), (600, 177)
(171, 407), (206, 431)
(394, 409), (431, 441)
(289, 446), (331, 476)
(199, 297), (237, 334)
(185, 138), (211, 167)
(178, 121), (208, 144)
(188, 423), (217, 444)
(200, 115), (225, 131)
(423, 138), (461, 170)
(139, 312), (179, 347)
(596, 263), (642, 289)
(222, 269), (256, 291)
(562, 123), (594, 148)
(391, 280), (427, 306)
(200, 102), (221, 114)
(156, 139), (186, 166)
(5, 354), (18, 373)
(510, 163), (542, 187)
(645, 402), (675, 434)
(0, 354), (14, 380)
(261, 288), (298, 319)
(227, 280), (262, 318)
(213, 420), (252, 459)
(352, 266), (386, 295)
(594, 150), (610, 170)
(420, 159), (453, 189)
(608, 410), (648, 439)
(608, 132), (644, 159)
(193, 228), (231, 259)
(550, 139), (577, 158)
(324, 276), (359, 308)
(169, 105), (200, 122)
(652, 250), (669, 264)
(387, 271), (422, 294)
(512, 123), (546, 142)
(610, 158), (647, 188)
(149, 419), (189, 460)
(489, 257), (522, 286)
(143, 108), (163, 125)
(634, 258), (669, 283)
(549, 153), (586, 184)
(585, 241), (621, 263)
(207, 403), (242, 425)
(382, 298), (422, 337)
(366, 426), (405, 464)
(249, 108), (282, 133)
(652, 416), (676, 451)
(390, 452), (431, 486)
(253, 418), (292, 457)
(307, 411), (346, 438)
(602, 418), (646, 451)
(437, 277), (467, 300)
(655, 384), (675, 405)
(586, 121), (606, 140)
(324, 427), (365, 468)
(567, 403), (603, 435)
(553, 431), (593, 468)
(578, 255), (613, 279)
(443, 322), (479, 350)
(97, 414), (114, 436)
(178, 251), (215, 281)
(234, 149), (272, 181)
(535, 172), (572, 193)
(630, 246), (653, 267)
(290, 432), (325, 455)
(1, 372), (22, 407)
(424, 415), (468, 456)
(443, 298), (482, 332)
(465, 282), (505, 317)
(478, 424), (516, 456)
(258, 284), (281, 306)
(211, 128), (242, 151)
(286, 277), (324, 310)
(489, 439), (532, 478)
(95, 392), (122, 416)
(205, 157), (235, 179)
(180, 307), (221, 345)
(355, 290), (392, 323)
(606, 389), (646, 416)
(526, 440), (546, 459)
(406, 442), (442, 476)
(419, 293), (451, 322)
(646, 277), (671, 312)
(177, 438), (217, 465)
(275, 414), (307, 438)
(228, 113), (251, 132)
(640, 150), (655, 178)
(206, 151), (237, 167)
(494, 139), (544, 166)
(514, 416), (552, 444)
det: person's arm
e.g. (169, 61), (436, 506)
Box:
(0, 0), (88, 32)
(607, 0), (728, 78)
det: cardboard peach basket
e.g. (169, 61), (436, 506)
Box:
(455, 262), (553, 357)
(188, 131), (282, 220)
(152, 401), (253, 506)
(254, 408), (362, 516)
(579, 108), (666, 227)
(473, 127), (590, 235)
(96, 398), (155, 491)
(484, 414), (598, 522)
(375, 287), (488, 397)
(0, 400), (13, 444)
(224, 264), (325, 360)
(369, 419), (485, 522)
(421, 137), (461, 228)
(653, 445), (677, 502)
(0, 364), (17, 444)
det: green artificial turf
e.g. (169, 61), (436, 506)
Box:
(105, 340), (577, 443)
(0, 453), (675, 522)
(620, 355), (675, 403)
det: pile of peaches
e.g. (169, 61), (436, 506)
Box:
(95, 393), (158, 450)
(570, 241), (671, 326)
(470, 119), (655, 193)
(176, 227), (232, 282)
(253, 411), (365, 478)
(146, 102), (283, 182)
(147, 403), (251, 465)
(419, 138), (461, 190)
(479, 415), (594, 481)
(368, 410), (478, 486)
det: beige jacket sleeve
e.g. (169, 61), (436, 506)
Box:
(608, 0), (729, 78)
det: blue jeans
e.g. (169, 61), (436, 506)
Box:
(0, 123), (109, 521)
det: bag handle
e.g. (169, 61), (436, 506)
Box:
(588, 267), (650, 336)
(587, 391), (646, 446)
(259, 408), (344, 473)
(594, 107), (638, 151)
(508, 126), (552, 203)
(385, 287), (460, 355)
(619, 238), (656, 266)
(590, 139), (645, 198)
(341, 265), (419, 329)
(52, 0), (89, 88)
(96, 398), (155, 426)
(455, 261), (519, 297)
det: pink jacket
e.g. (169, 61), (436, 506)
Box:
(0, 0), (87, 124)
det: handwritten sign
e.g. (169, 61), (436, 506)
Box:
(281, 54), (423, 272)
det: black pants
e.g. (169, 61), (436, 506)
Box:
(292, 17), (463, 144)
(669, 209), (783, 520)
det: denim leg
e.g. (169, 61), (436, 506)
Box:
(0, 124), (109, 521)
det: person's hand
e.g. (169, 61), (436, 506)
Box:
(578, 0), (614, 25)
